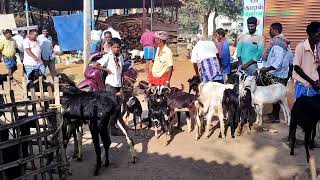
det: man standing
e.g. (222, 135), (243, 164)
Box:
(293, 21), (320, 99)
(191, 37), (223, 83)
(100, 31), (112, 53)
(148, 31), (173, 87)
(255, 23), (292, 122)
(23, 29), (45, 78)
(0, 29), (18, 76)
(140, 25), (156, 72)
(91, 38), (123, 94)
(38, 27), (56, 81)
(237, 16), (264, 75)
(215, 28), (231, 83)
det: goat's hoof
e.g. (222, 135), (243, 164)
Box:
(247, 132), (251, 135)
(104, 161), (110, 167)
(232, 135), (235, 138)
(93, 167), (100, 176)
(195, 136), (200, 141)
(76, 157), (83, 162)
(131, 156), (137, 164)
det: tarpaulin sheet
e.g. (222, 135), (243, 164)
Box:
(0, 14), (17, 32)
(52, 13), (83, 51)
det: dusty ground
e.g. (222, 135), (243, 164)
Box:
(1, 47), (320, 180)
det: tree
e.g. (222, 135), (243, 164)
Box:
(180, 0), (242, 37)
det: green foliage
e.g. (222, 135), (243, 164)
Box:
(179, 0), (243, 33)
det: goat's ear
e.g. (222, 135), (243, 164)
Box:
(188, 78), (192, 83)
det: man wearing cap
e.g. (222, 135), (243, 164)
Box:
(148, 31), (173, 87)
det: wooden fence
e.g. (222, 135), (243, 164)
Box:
(0, 77), (68, 180)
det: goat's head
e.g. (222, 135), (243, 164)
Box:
(57, 73), (77, 88)
(28, 69), (46, 82)
(188, 75), (201, 94)
(239, 76), (256, 97)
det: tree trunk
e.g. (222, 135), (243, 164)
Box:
(212, 10), (219, 32)
(203, 14), (209, 39)
(0, 0), (7, 14)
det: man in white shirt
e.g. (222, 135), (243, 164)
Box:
(90, 38), (123, 94)
(191, 39), (223, 82)
(37, 27), (56, 80)
(23, 29), (46, 79)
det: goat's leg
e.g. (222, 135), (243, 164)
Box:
(218, 109), (226, 140)
(176, 112), (182, 129)
(77, 126), (83, 161)
(89, 127), (102, 176)
(195, 111), (202, 140)
(133, 115), (137, 135)
(289, 117), (297, 156)
(230, 117), (236, 138)
(186, 111), (192, 133)
(256, 105), (263, 126)
(100, 125), (111, 167)
(138, 116), (144, 136)
(304, 130), (311, 162)
(281, 99), (291, 126)
(116, 120), (137, 163)
(237, 120), (244, 136)
(205, 108), (214, 139)
(72, 130), (79, 159)
(310, 126), (317, 150)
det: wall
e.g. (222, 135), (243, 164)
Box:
(264, 0), (320, 52)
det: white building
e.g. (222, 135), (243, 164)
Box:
(207, 12), (243, 36)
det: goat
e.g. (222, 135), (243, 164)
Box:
(187, 75), (201, 95)
(58, 73), (136, 176)
(123, 96), (143, 136)
(237, 88), (256, 136)
(196, 82), (234, 140)
(240, 76), (290, 126)
(221, 88), (239, 138)
(289, 95), (320, 162)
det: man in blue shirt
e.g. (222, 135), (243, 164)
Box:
(255, 23), (292, 122)
(237, 17), (264, 75)
(215, 28), (231, 83)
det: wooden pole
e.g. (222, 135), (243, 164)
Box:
(83, 0), (92, 72)
(142, 0), (146, 30)
(151, 0), (153, 31)
(25, 0), (30, 34)
(91, 0), (95, 30)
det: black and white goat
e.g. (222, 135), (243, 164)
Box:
(237, 88), (256, 136)
(221, 88), (239, 138)
(123, 96), (143, 136)
(239, 76), (290, 126)
(289, 95), (320, 162)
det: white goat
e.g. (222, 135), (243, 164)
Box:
(196, 82), (234, 140)
(240, 76), (291, 126)
(128, 49), (144, 60)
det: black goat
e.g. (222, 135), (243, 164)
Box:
(222, 88), (239, 138)
(187, 75), (201, 95)
(289, 95), (320, 162)
(123, 96), (143, 136)
(58, 73), (136, 176)
(237, 88), (256, 136)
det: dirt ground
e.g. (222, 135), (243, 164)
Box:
(1, 47), (319, 180)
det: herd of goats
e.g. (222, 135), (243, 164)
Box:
(1, 66), (320, 178)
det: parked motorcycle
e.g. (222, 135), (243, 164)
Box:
(78, 53), (137, 91)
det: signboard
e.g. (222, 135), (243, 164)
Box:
(242, 0), (265, 36)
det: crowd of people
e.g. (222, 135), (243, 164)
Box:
(189, 16), (320, 122)
(0, 27), (57, 81)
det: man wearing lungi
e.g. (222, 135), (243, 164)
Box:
(148, 31), (173, 87)
(191, 38), (223, 83)
(140, 25), (156, 72)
